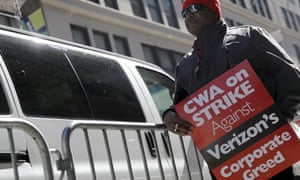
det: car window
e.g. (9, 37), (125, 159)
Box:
(1, 37), (91, 118)
(67, 51), (145, 122)
(137, 67), (174, 117)
(0, 81), (9, 114)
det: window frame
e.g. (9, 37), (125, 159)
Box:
(229, 0), (246, 8)
(85, 0), (100, 4)
(93, 30), (112, 51)
(1, 37), (91, 119)
(250, 0), (272, 20)
(136, 66), (175, 118)
(113, 35), (131, 56)
(129, 0), (147, 18)
(104, 0), (119, 9)
(142, 43), (184, 76)
(66, 50), (146, 122)
(281, 7), (292, 29)
(0, 56), (11, 115)
(70, 24), (91, 46)
(146, 0), (163, 23)
(162, 0), (179, 28)
(293, 44), (300, 63)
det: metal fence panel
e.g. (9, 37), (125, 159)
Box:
(0, 118), (54, 180)
(61, 121), (206, 180)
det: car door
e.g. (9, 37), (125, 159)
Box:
(126, 62), (213, 180)
(0, 55), (35, 180)
(0, 31), (94, 180)
(64, 49), (172, 180)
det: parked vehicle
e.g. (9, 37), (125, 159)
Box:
(0, 25), (212, 180)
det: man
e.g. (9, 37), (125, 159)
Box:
(163, 0), (300, 179)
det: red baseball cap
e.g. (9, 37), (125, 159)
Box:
(182, 0), (222, 19)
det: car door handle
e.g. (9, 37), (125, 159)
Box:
(161, 131), (171, 157)
(144, 131), (157, 158)
(0, 151), (30, 163)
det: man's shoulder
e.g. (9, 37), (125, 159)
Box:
(183, 50), (193, 59)
(227, 25), (264, 37)
(176, 50), (195, 67)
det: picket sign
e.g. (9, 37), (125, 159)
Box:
(175, 59), (300, 180)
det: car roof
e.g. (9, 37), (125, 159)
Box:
(0, 25), (163, 71)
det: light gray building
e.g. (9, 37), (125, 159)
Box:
(1, 0), (300, 75)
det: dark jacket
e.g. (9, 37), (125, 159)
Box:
(173, 19), (300, 119)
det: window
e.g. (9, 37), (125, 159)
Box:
(173, 52), (184, 65)
(0, 15), (12, 26)
(288, 11), (299, 31)
(281, 8), (300, 31)
(250, 0), (272, 20)
(137, 67), (174, 117)
(113, 35), (131, 56)
(142, 45), (156, 64)
(2, 36), (91, 118)
(86, 0), (100, 3)
(142, 44), (184, 76)
(68, 51), (145, 122)
(229, 0), (246, 8)
(157, 48), (176, 72)
(288, 0), (296, 4)
(239, 0), (246, 8)
(0, 11), (20, 28)
(297, 15), (300, 30)
(0, 82), (9, 114)
(162, 0), (179, 28)
(281, 8), (292, 29)
(130, 0), (146, 18)
(146, 0), (163, 23)
(104, 0), (119, 9)
(70, 24), (90, 46)
(93, 30), (112, 51)
(293, 44), (300, 63)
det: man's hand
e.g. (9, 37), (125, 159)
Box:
(163, 110), (194, 136)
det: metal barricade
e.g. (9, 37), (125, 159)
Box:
(0, 118), (54, 180)
(61, 121), (205, 180)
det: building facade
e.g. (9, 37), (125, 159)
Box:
(0, 0), (300, 75)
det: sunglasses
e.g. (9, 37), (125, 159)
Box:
(181, 4), (205, 18)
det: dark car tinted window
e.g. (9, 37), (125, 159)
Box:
(67, 51), (145, 122)
(1, 36), (91, 118)
(0, 81), (9, 114)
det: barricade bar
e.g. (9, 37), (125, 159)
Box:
(0, 118), (54, 180)
(61, 120), (204, 180)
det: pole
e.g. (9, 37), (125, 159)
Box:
(14, 0), (23, 29)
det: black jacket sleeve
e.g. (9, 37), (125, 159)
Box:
(162, 61), (189, 120)
(173, 80), (188, 105)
